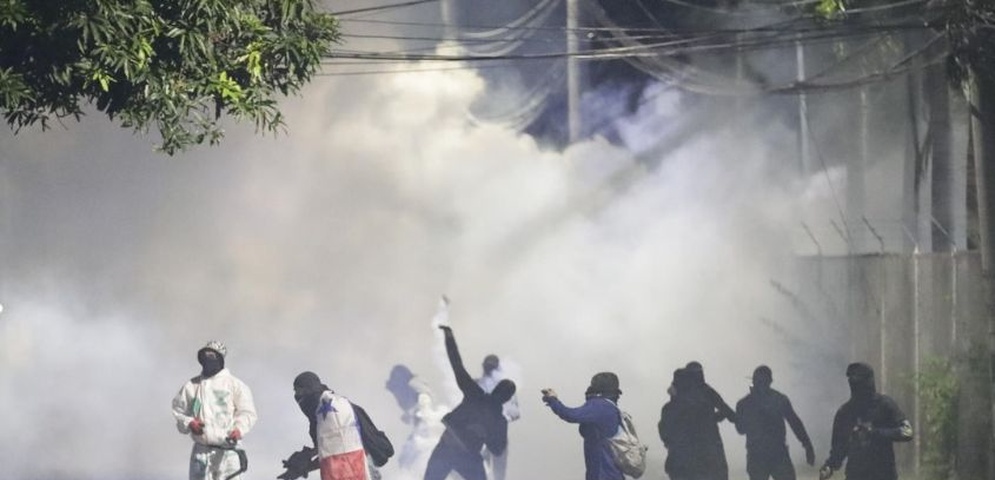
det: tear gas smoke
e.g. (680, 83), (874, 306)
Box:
(0, 4), (888, 480)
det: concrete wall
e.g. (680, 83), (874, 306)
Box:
(795, 252), (990, 479)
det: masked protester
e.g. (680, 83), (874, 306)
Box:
(734, 366), (816, 480)
(172, 341), (257, 480)
(685, 361), (737, 423)
(424, 325), (516, 480)
(279, 371), (393, 480)
(659, 368), (721, 480)
(476, 354), (521, 480)
(679, 362), (732, 480)
(542, 372), (625, 480)
(819, 363), (913, 480)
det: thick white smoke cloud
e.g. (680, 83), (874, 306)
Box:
(0, 26), (853, 480)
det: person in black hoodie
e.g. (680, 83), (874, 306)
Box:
(423, 325), (516, 480)
(684, 361), (732, 480)
(818, 363), (913, 480)
(686, 361), (737, 423)
(734, 365), (815, 480)
(660, 367), (732, 480)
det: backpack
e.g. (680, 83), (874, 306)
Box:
(607, 407), (648, 478)
(353, 404), (395, 467)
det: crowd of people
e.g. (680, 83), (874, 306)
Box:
(170, 321), (914, 480)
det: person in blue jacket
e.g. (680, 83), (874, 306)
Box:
(541, 372), (625, 480)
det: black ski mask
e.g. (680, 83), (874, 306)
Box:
(197, 348), (224, 378)
(846, 362), (876, 403)
(293, 371), (330, 417)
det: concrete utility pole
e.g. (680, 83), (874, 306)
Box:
(967, 68), (995, 480)
(927, 62), (956, 252)
(566, 0), (580, 143)
(796, 38), (811, 174)
(848, 87), (869, 250)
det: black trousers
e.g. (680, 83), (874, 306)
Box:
(746, 449), (796, 480)
(423, 430), (485, 480)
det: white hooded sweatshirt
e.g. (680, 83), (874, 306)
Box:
(172, 368), (258, 446)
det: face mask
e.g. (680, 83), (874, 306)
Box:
(199, 351), (224, 378)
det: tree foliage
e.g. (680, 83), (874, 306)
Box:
(942, 0), (995, 88)
(0, 0), (339, 154)
(912, 356), (959, 480)
(808, 0), (995, 89)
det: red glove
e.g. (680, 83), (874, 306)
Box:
(188, 418), (205, 435)
(228, 428), (242, 442)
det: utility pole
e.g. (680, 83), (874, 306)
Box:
(566, 0), (580, 143)
(848, 87), (869, 251)
(967, 67), (995, 480)
(927, 61), (955, 252)
(796, 38), (811, 174)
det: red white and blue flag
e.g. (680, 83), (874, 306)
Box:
(315, 391), (370, 480)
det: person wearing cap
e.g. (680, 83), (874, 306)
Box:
(172, 340), (258, 480)
(734, 365), (815, 480)
(541, 372), (625, 480)
(476, 354), (520, 480)
(818, 362), (913, 480)
(423, 325), (516, 480)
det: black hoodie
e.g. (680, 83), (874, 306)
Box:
(824, 363), (913, 480)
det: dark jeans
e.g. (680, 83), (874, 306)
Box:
(423, 431), (485, 480)
(746, 449), (796, 480)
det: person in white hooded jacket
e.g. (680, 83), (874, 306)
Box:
(172, 340), (258, 480)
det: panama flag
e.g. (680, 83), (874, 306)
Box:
(315, 391), (371, 480)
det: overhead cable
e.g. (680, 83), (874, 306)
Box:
(329, 0), (439, 16)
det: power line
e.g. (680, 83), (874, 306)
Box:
(322, 0), (946, 96)
(326, 21), (932, 61)
(339, 16), (933, 35)
(329, 0), (439, 16)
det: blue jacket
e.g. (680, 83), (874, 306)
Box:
(545, 395), (623, 480)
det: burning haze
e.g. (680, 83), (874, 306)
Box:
(0, 5), (859, 480)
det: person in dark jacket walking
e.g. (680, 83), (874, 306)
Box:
(423, 325), (516, 480)
(734, 365), (815, 480)
(818, 363), (913, 480)
(542, 372), (625, 480)
(659, 368), (725, 480)
(679, 363), (731, 480)
(686, 361), (737, 423)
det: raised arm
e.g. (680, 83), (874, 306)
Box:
(439, 326), (483, 397)
(544, 396), (610, 425)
